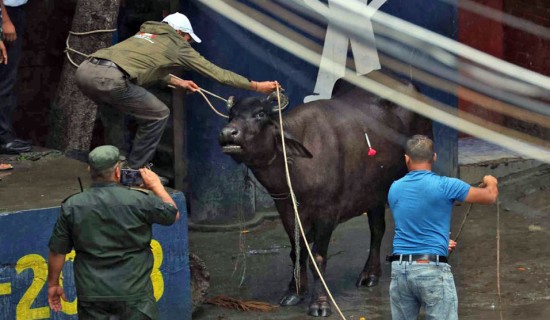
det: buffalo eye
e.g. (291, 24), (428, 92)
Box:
(255, 111), (266, 119)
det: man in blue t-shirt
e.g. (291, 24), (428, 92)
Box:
(388, 135), (498, 320)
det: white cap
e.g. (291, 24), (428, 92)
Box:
(162, 12), (202, 43)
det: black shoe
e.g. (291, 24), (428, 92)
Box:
(0, 140), (32, 154)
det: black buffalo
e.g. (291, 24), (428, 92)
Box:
(219, 74), (431, 317)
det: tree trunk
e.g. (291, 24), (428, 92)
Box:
(48, 0), (120, 158)
(190, 252), (210, 315)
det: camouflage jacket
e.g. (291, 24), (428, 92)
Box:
(93, 21), (252, 89)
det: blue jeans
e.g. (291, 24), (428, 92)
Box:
(390, 261), (458, 320)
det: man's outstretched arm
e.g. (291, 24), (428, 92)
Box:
(464, 175), (499, 205)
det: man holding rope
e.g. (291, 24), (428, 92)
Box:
(75, 12), (278, 170)
(387, 135), (498, 320)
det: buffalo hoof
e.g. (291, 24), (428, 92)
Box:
(356, 274), (379, 287)
(280, 292), (305, 306)
(308, 301), (332, 317)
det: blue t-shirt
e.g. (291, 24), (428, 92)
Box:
(388, 170), (471, 256)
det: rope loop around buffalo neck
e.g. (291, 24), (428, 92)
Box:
(274, 85), (347, 320)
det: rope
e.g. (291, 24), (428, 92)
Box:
(450, 182), (485, 257)
(196, 90), (230, 119)
(169, 74), (229, 103)
(234, 188), (248, 287)
(449, 203), (473, 257)
(275, 85), (346, 319)
(199, 88), (229, 103)
(451, 197), (504, 319)
(294, 211), (300, 292)
(454, 203), (473, 242)
(64, 29), (117, 68)
(168, 74), (230, 118)
(207, 295), (278, 312)
(496, 198), (504, 320)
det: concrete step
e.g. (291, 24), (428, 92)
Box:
(458, 137), (547, 184)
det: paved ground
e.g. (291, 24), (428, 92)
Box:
(2, 140), (549, 319)
(190, 165), (550, 320)
(0, 149), (90, 212)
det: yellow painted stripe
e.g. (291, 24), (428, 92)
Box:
(0, 282), (11, 295)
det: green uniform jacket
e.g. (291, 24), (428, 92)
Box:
(48, 182), (178, 301)
(92, 21), (252, 89)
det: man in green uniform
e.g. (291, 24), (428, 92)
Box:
(47, 145), (179, 319)
(75, 12), (279, 169)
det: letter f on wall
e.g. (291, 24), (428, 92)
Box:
(303, 0), (387, 103)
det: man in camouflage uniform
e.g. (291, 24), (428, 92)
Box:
(75, 12), (279, 169)
(47, 145), (179, 319)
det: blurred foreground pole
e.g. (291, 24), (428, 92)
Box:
(48, 0), (120, 158)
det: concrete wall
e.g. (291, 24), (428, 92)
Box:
(0, 192), (191, 320)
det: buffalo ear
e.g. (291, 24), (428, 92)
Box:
(273, 130), (313, 158)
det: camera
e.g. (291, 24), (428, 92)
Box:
(120, 168), (143, 186)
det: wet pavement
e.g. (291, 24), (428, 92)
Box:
(190, 165), (550, 320)
(0, 149), (90, 212)
(1, 143), (550, 319)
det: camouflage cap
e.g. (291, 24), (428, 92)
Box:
(88, 145), (125, 170)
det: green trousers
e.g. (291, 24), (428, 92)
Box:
(77, 295), (158, 320)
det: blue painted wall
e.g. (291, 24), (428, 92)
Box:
(0, 192), (191, 320)
(181, 0), (459, 223)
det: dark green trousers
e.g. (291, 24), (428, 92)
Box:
(77, 295), (158, 320)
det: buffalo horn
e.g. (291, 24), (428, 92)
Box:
(226, 96), (235, 111)
(265, 90), (289, 113)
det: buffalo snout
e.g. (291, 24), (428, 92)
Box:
(219, 126), (240, 141)
(219, 125), (243, 154)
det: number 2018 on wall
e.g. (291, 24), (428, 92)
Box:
(0, 240), (165, 320)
